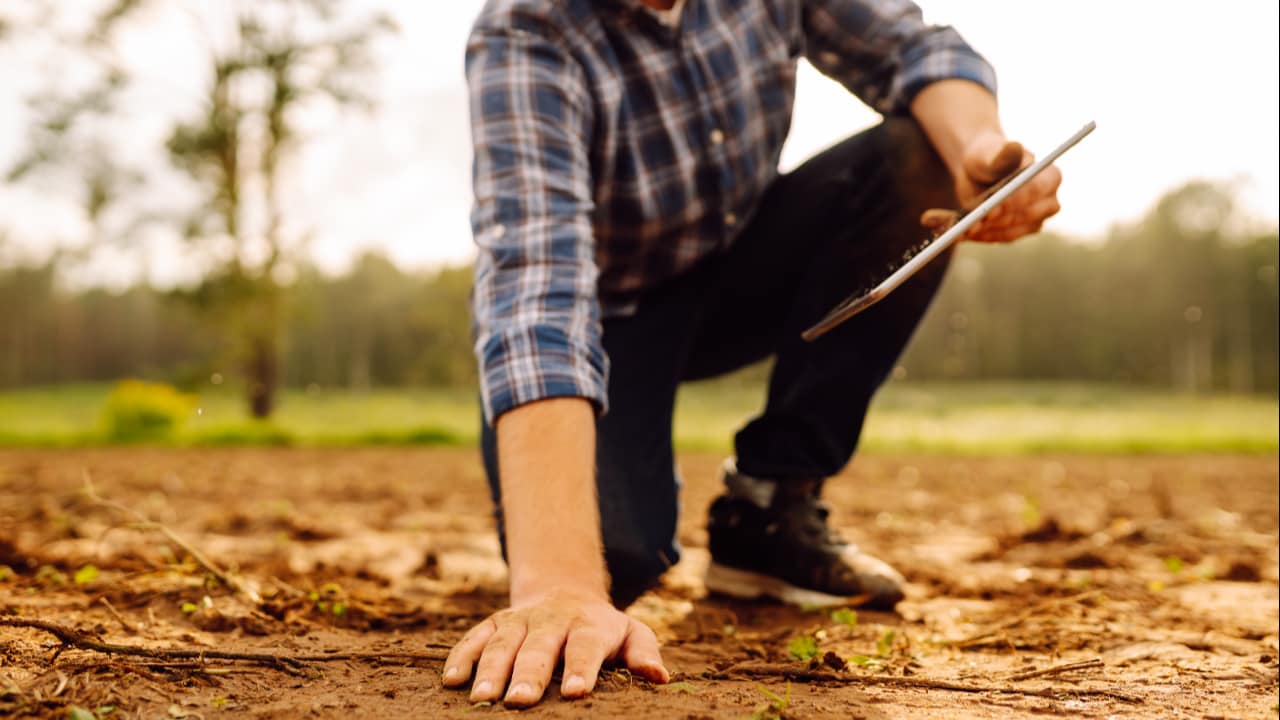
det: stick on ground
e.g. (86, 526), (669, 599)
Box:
(1004, 658), (1104, 681)
(0, 617), (449, 676)
(700, 662), (1138, 703)
(82, 473), (261, 603)
(951, 589), (1105, 648)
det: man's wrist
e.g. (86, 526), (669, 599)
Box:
(511, 574), (610, 605)
(909, 79), (1004, 183)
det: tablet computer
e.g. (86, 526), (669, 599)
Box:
(801, 121), (1096, 342)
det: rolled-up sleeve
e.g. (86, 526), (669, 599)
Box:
(802, 0), (997, 114)
(466, 23), (608, 425)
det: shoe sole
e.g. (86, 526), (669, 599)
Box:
(704, 562), (863, 608)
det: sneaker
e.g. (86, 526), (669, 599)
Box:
(705, 459), (905, 609)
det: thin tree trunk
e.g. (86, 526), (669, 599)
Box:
(246, 334), (278, 419)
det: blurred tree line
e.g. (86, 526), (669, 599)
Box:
(1, 181), (1276, 398)
(0, 251), (474, 391)
(900, 182), (1279, 395)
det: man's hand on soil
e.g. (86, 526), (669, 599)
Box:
(954, 130), (1063, 244)
(441, 588), (670, 708)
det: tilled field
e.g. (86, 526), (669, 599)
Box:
(0, 449), (1276, 718)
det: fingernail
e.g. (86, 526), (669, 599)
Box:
(563, 675), (585, 695)
(443, 666), (458, 683)
(472, 680), (494, 700)
(506, 682), (532, 701)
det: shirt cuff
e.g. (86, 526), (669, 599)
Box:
(478, 323), (609, 425)
(897, 39), (998, 112)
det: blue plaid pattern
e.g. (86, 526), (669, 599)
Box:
(467, 0), (996, 422)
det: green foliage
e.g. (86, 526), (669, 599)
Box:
(73, 564), (99, 585)
(3, 1), (397, 421)
(748, 682), (791, 720)
(787, 634), (819, 662)
(1, 381), (1277, 451)
(875, 630), (897, 657)
(661, 681), (700, 694)
(35, 565), (67, 585)
(100, 380), (194, 441)
(901, 182), (1280, 394)
(194, 423), (293, 447)
(830, 608), (858, 627)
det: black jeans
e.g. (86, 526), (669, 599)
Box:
(481, 117), (956, 598)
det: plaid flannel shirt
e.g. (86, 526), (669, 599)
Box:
(466, 0), (996, 423)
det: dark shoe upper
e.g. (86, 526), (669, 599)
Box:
(707, 459), (905, 609)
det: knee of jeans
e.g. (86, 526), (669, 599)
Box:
(604, 543), (679, 608)
(877, 116), (955, 208)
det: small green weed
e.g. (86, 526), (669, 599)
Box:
(847, 654), (884, 669)
(73, 565), (99, 585)
(875, 630), (897, 657)
(35, 565), (67, 586)
(747, 682), (791, 720)
(787, 634), (819, 662)
(830, 608), (857, 626)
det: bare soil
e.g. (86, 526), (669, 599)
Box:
(0, 449), (1276, 719)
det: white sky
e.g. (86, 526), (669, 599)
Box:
(0, 0), (1277, 285)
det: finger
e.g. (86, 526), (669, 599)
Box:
(977, 195), (1060, 236)
(920, 208), (959, 234)
(970, 221), (1044, 244)
(619, 619), (669, 684)
(561, 625), (612, 699)
(991, 143), (1029, 178)
(1006, 164), (1061, 210)
(443, 619), (496, 687)
(1023, 195), (1062, 224)
(470, 620), (529, 702)
(504, 621), (571, 707)
(968, 140), (1025, 185)
(972, 172), (1061, 236)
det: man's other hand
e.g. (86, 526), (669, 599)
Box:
(442, 587), (669, 708)
(954, 130), (1063, 244)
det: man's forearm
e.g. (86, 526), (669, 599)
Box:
(495, 397), (607, 602)
(909, 78), (1004, 178)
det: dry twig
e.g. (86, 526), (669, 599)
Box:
(96, 596), (136, 633)
(700, 662), (1139, 703)
(82, 473), (261, 603)
(0, 617), (449, 677)
(1004, 658), (1103, 681)
(950, 590), (1104, 648)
